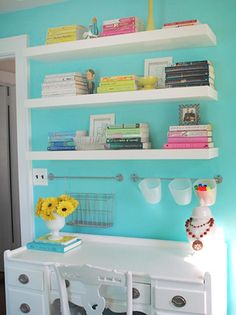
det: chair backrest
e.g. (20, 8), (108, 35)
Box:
(52, 263), (132, 315)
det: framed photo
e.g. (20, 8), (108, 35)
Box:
(179, 104), (200, 125)
(144, 57), (173, 88)
(89, 113), (115, 137)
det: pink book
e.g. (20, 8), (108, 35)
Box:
(167, 136), (212, 143)
(103, 22), (141, 30)
(168, 130), (212, 137)
(102, 25), (140, 33)
(103, 17), (140, 25)
(163, 142), (214, 149)
(100, 29), (138, 36)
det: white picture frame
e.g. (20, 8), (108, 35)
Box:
(89, 113), (115, 138)
(144, 57), (173, 88)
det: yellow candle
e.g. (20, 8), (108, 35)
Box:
(146, 0), (155, 31)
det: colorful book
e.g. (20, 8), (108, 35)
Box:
(175, 60), (212, 67)
(106, 127), (149, 136)
(107, 123), (148, 129)
(103, 16), (142, 25)
(48, 140), (75, 146)
(167, 136), (212, 143)
(97, 85), (137, 93)
(169, 124), (212, 131)
(106, 137), (149, 143)
(163, 19), (200, 27)
(168, 130), (212, 137)
(165, 64), (213, 73)
(166, 81), (214, 88)
(100, 75), (137, 82)
(48, 131), (76, 137)
(105, 142), (151, 150)
(27, 238), (82, 253)
(47, 146), (76, 151)
(165, 76), (214, 85)
(34, 233), (80, 246)
(163, 142), (214, 149)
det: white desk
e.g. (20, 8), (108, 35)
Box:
(4, 233), (227, 315)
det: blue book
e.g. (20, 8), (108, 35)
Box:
(26, 238), (82, 253)
(47, 146), (76, 151)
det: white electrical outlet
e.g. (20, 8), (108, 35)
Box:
(32, 168), (48, 186)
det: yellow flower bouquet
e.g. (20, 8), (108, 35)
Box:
(36, 194), (79, 240)
(36, 194), (79, 221)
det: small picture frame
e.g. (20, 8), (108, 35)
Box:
(89, 113), (115, 137)
(179, 104), (200, 125)
(144, 57), (173, 88)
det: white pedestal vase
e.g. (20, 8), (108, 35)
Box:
(46, 212), (65, 240)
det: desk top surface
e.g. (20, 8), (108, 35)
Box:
(6, 233), (224, 284)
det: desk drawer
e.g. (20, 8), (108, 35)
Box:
(154, 287), (206, 314)
(7, 288), (45, 314)
(7, 267), (44, 291)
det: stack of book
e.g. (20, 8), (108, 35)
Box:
(47, 131), (76, 151)
(163, 124), (214, 149)
(46, 25), (87, 44)
(105, 123), (151, 150)
(42, 72), (88, 97)
(27, 234), (82, 253)
(100, 16), (144, 37)
(162, 19), (200, 29)
(97, 75), (139, 93)
(165, 60), (215, 88)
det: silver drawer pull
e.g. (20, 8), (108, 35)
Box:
(20, 303), (31, 313)
(18, 274), (29, 284)
(171, 295), (186, 308)
(65, 279), (70, 288)
(132, 287), (140, 299)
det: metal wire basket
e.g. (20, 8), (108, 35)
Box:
(67, 193), (114, 228)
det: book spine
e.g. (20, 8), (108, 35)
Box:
(100, 29), (137, 36)
(101, 26), (140, 34)
(103, 17), (140, 25)
(163, 19), (199, 27)
(47, 146), (76, 151)
(103, 22), (142, 30)
(168, 130), (212, 137)
(48, 141), (75, 146)
(169, 124), (212, 131)
(100, 75), (137, 82)
(163, 23), (198, 28)
(166, 70), (215, 80)
(99, 80), (137, 87)
(106, 137), (148, 143)
(106, 127), (149, 135)
(27, 242), (65, 252)
(105, 142), (151, 149)
(97, 86), (137, 93)
(166, 77), (214, 84)
(44, 76), (85, 83)
(107, 123), (148, 129)
(163, 142), (213, 149)
(166, 82), (213, 88)
(167, 136), (212, 143)
(175, 60), (211, 66)
(165, 64), (213, 73)
(48, 131), (75, 136)
(43, 82), (87, 89)
(45, 72), (83, 79)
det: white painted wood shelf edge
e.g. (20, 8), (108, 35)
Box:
(25, 86), (218, 109)
(26, 148), (219, 160)
(23, 24), (216, 61)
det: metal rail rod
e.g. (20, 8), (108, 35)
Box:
(130, 173), (223, 184)
(48, 173), (124, 182)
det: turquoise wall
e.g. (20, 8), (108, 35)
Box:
(0, 0), (235, 313)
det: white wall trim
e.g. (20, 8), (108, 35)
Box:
(0, 70), (15, 85)
(0, 35), (33, 245)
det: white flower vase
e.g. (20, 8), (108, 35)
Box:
(46, 213), (65, 240)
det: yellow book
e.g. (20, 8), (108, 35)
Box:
(100, 75), (138, 82)
(97, 85), (137, 93)
(47, 25), (80, 34)
(99, 79), (137, 87)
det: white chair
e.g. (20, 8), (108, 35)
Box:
(52, 263), (133, 315)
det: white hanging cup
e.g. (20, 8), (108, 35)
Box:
(168, 178), (192, 205)
(193, 178), (217, 206)
(138, 178), (162, 204)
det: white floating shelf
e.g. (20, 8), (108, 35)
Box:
(26, 148), (219, 161)
(24, 24), (216, 61)
(25, 86), (218, 109)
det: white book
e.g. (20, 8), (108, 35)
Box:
(42, 82), (87, 90)
(45, 72), (84, 79)
(169, 124), (212, 131)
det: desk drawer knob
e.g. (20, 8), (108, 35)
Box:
(171, 295), (186, 308)
(18, 274), (29, 284)
(20, 303), (31, 313)
(132, 287), (140, 299)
